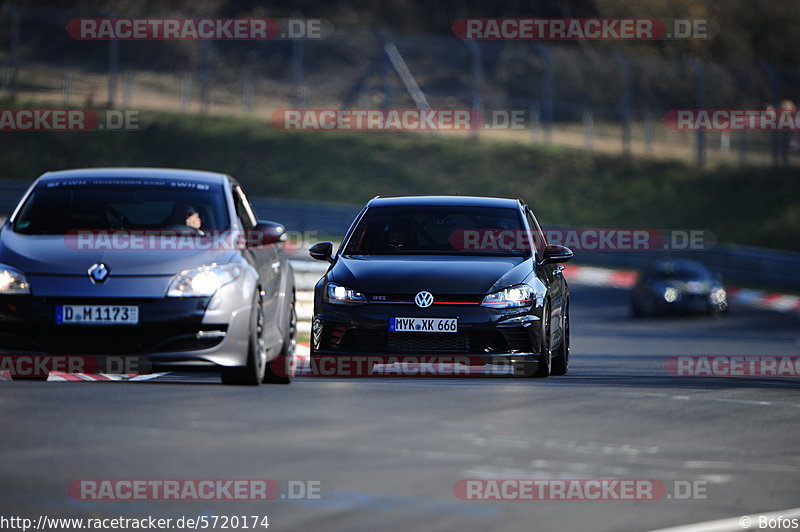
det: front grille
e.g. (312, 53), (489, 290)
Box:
(367, 294), (481, 305)
(387, 332), (467, 353)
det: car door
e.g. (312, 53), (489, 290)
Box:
(231, 183), (282, 349)
(527, 207), (565, 348)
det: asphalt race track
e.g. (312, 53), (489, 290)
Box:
(1, 282), (799, 532)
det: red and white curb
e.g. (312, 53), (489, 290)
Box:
(562, 264), (637, 288)
(725, 288), (800, 314)
(563, 265), (800, 317)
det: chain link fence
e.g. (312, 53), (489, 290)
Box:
(2, 7), (800, 166)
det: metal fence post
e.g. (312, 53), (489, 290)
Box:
(2, 3), (20, 100)
(292, 38), (304, 109)
(200, 40), (211, 113)
(687, 59), (706, 166)
(382, 45), (394, 109)
(181, 73), (192, 111)
(762, 62), (783, 166)
(738, 131), (748, 164)
(106, 11), (119, 109)
(123, 72), (132, 107)
(613, 50), (631, 154)
(529, 102), (541, 142)
(62, 71), (72, 105)
(644, 109), (654, 152)
(582, 107), (593, 148)
(243, 77), (254, 113)
(465, 40), (482, 138)
(534, 44), (553, 145)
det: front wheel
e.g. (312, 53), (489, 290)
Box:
(221, 293), (267, 385)
(532, 301), (552, 378)
(551, 301), (569, 376)
(264, 301), (295, 384)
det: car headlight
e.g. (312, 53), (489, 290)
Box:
(663, 287), (680, 303)
(710, 287), (727, 305)
(166, 263), (242, 297)
(481, 285), (533, 309)
(324, 282), (367, 305)
(0, 264), (30, 294)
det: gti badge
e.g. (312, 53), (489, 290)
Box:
(414, 291), (434, 308)
(88, 263), (110, 283)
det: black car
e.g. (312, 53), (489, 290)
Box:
(630, 259), (728, 317)
(0, 168), (296, 384)
(307, 195), (573, 377)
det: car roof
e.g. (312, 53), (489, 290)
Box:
(36, 167), (230, 185)
(367, 195), (522, 209)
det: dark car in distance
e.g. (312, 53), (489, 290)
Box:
(308, 195), (573, 377)
(0, 168), (296, 384)
(630, 259), (728, 317)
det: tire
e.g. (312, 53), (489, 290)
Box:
(221, 292), (267, 386)
(551, 300), (570, 376)
(532, 301), (552, 378)
(263, 300), (295, 385)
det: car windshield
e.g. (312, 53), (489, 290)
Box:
(653, 262), (710, 281)
(12, 178), (230, 235)
(343, 205), (530, 256)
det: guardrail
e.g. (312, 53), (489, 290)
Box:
(1, 180), (798, 292)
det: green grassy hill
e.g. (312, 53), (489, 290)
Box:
(2, 112), (797, 251)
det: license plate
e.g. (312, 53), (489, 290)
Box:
(389, 317), (458, 333)
(56, 305), (139, 325)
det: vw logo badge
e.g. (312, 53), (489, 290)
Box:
(88, 263), (110, 283)
(414, 291), (434, 308)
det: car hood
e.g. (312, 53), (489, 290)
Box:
(329, 255), (533, 294)
(0, 229), (238, 276)
(657, 279), (715, 294)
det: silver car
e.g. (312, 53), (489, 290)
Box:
(0, 168), (296, 385)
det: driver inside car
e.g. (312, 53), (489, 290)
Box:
(167, 204), (205, 235)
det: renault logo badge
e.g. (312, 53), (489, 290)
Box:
(414, 291), (434, 308)
(88, 263), (110, 283)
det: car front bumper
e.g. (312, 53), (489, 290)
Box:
(0, 295), (252, 371)
(311, 302), (543, 362)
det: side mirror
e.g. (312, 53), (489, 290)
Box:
(247, 220), (287, 247)
(541, 244), (573, 264)
(309, 241), (335, 264)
